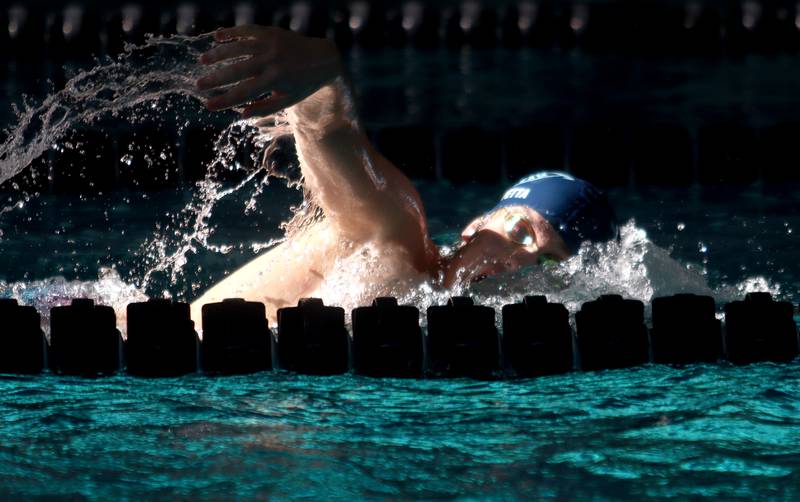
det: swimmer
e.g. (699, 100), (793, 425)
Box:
(189, 25), (618, 325)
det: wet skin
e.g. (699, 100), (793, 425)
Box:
(190, 25), (571, 324)
(446, 205), (571, 287)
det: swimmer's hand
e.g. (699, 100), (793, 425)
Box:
(196, 25), (342, 118)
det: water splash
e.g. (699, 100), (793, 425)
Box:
(0, 33), (301, 312)
(0, 267), (147, 335)
(0, 34), (214, 185)
(311, 220), (781, 324)
(0, 34), (784, 324)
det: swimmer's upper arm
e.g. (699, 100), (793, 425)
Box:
(288, 82), (437, 273)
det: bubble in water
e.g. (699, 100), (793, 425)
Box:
(120, 154), (133, 166)
(676, 222), (685, 231)
(698, 242), (708, 253)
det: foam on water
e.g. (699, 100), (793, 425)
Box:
(313, 220), (780, 325)
(0, 268), (146, 334)
(0, 35), (782, 327)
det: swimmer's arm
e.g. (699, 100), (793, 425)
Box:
(287, 85), (436, 272)
(197, 26), (437, 273)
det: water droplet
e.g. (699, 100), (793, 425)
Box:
(698, 242), (708, 253)
(676, 222), (685, 231)
(120, 154), (133, 166)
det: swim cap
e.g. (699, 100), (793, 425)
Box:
(491, 171), (618, 253)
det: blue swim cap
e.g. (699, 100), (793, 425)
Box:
(491, 171), (618, 253)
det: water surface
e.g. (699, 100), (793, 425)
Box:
(1, 363), (799, 500)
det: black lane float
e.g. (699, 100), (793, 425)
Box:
(0, 293), (797, 378)
(650, 293), (722, 365)
(126, 299), (198, 377)
(201, 298), (270, 375)
(725, 292), (799, 365)
(502, 295), (573, 377)
(275, 298), (349, 375)
(0, 298), (47, 374)
(427, 296), (500, 379)
(575, 295), (649, 371)
(351, 297), (423, 378)
(50, 299), (121, 376)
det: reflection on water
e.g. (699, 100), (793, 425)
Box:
(0, 32), (797, 501)
(1, 365), (799, 499)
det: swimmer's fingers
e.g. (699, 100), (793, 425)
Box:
(200, 39), (267, 65)
(214, 24), (276, 42)
(197, 57), (266, 90)
(206, 76), (272, 111)
(241, 91), (294, 118)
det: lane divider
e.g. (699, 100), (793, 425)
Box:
(0, 292), (797, 378)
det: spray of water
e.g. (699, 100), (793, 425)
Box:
(313, 220), (780, 326)
(1, 35), (211, 185)
(0, 34), (781, 331)
(0, 34), (299, 323)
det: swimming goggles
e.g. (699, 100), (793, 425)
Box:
(464, 208), (559, 266)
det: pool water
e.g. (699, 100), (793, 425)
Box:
(1, 364), (799, 499)
(0, 180), (799, 499)
(1, 32), (799, 501)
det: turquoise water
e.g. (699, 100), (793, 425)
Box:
(1, 33), (799, 500)
(1, 363), (799, 500)
(0, 182), (798, 499)
(1, 180), (798, 499)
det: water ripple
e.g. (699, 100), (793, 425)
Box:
(1, 365), (799, 499)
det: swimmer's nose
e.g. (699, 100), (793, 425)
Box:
(443, 230), (510, 288)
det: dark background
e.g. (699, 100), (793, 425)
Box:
(1, 0), (799, 192)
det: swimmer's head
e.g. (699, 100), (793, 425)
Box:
(443, 171), (618, 287)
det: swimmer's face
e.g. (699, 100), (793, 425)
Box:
(443, 205), (571, 288)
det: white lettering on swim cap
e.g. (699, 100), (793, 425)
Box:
(517, 172), (576, 184)
(501, 187), (531, 200)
